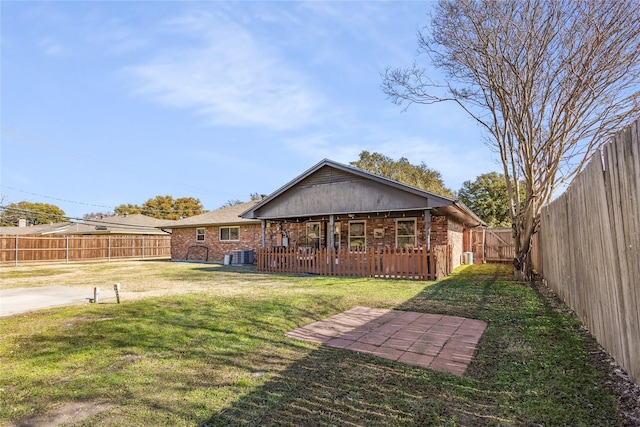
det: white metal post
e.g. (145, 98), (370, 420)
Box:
(424, 210), (431, 252)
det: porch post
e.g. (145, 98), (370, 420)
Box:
(261, 220), (267, 249)
(424, 210), (431, 252)
(329, 214), (335, 250)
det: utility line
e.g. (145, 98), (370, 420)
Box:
(1, 125), (244, 198)
(0, 185), (215, 216)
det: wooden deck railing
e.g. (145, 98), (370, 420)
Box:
(257, 245), (451, 280)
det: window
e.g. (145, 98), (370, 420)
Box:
(349, 221), (366, 251)
(219, 226), (240, 241)
(306, 222), (321, 248)
(397, 219), (416, 249)
(196, 228), (205, 242)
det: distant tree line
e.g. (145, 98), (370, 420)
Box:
(114, 195), (204, 220)
(0, 201), (66, 226)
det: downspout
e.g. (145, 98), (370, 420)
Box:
(261, 220), (266, 249)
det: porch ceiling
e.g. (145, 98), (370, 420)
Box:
(260, 208), (430, 223)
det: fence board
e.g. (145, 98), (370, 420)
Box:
(0, 235), (171, 265)
(539, 117), (640, 384)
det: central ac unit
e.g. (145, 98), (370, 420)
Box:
(232, 250), (254, 265)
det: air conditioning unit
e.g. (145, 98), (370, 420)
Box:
(232, 250), (254, 265)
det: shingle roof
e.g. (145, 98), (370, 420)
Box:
(165, 201), (261, 229)
(62, 214), (174, 235)
(0, 222), (74, 235)
(0, 214), (174, 235)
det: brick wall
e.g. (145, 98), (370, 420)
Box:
(430, 215), (449, 247)
(266, 215), (441, 250)
(447, 218), (465, 269)
(171, 223), (262, 263)
(428, 215), (467, 269)
(169, 214), (468, 264)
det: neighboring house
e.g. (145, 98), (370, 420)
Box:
(0, 221), (74, 235)
(60, 214), (173, 236)
(167, 201), (262, 263)
(0, 214), (172, 236)
(240, 159), (485, 270)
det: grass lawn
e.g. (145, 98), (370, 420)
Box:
(0, 262), (627, 426)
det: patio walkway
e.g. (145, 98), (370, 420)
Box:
(287, 306), (487, 376)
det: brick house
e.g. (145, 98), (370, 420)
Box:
(167, 201), (262, 263)
(0, 214), (172, 236)
(168, 159), (484, 270)
(241, 159), (485, 270)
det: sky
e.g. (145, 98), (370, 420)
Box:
(1, 1), (501, 220)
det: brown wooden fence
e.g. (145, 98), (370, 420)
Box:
(0, 235), (171, 265)
(538, 117), (639, 384)
(257, 245), (452, 280)
(465, 228), (515, 263)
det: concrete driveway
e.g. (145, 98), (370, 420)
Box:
(0, 286), (92, 317)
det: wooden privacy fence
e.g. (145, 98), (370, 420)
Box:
(0, 235), (171, 265)
(464, 228), (515, 263)
(538, 117), (639, 384)
(257, 245), (452, 280)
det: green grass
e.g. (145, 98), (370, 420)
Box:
(0, 263), (622, 426)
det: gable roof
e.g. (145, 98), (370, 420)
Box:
(241, 159), (485, 227)
(0, 214), (173, 235)
(0, 222), (74, 235)
(165, 200), (261, 229)
(61, 214), (174, 235)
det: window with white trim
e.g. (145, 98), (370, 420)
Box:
(396, 219), (416, 249)
(348, 221), (366, 251)
(196, 228), (205, 242)
(219, 226), (240, 242)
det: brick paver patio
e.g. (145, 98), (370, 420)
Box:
(287, 306), (487, 376)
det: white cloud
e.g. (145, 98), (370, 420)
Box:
(38, 37), (69, 56)
(123, 10), (324, 131)
(283, 132), (362, 164)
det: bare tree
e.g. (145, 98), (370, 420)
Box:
(383, 0), (640, 280)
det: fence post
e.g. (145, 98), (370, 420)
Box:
(15, 235), (18, 266)
(141, 235), (145, 260)
(66, 235), (69, 264)
(108, 235), (111, 261)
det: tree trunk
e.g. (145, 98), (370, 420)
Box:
(513, 244), (532, 281)
(512, 214), (535, 281)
